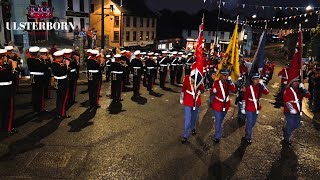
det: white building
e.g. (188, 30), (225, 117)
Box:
(6, 0), (90, 45)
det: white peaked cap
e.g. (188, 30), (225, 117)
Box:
(134, 50), (141, 55)
(106, 55), (111, 58)
(154, 53), (159, 56)
(39, 48), (49, 53)
(5, 46), (13, 51)
(148, 52), (154, 55)
(162, 51), (168, 54)
(172, 51), (178, 55)
(87, 49), (92, 53)
(0, 49), (7, 54)
(152, 57), (157, 60)
(63, 48), (73, 54)
(140, 52), (146, 55)
(53, 50), (64, 56)
(90, 50), (99, 55)
(121, 50), (126, 54)
(114, 54), (121, 58)
(29, 46), (40, 53)
(178, 52), (183, 55)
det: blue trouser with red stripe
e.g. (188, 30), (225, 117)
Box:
(284, 113), (301, 142)
(213, 110), (227, 139)
(245, 111), (259, 139)
(183, 106), (199, 138)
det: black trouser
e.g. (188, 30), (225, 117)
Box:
(154, 69), (158, 84)
(111, 80), (122, 101)
(147, 74), (154, 91)
(31, 75), (45, 112)
(159, 68), (167, 88)
(123, 67), (130, 85)
(176, 68), (183, 84)
(106, 68), (111, 82)
(170, 67), (176, 85)
(55, 78), (69, 117)
(133, 75), (141, 97)
(68, 72), (77, 103)
(12, 72), (18, 95)
(0, 85), (14, 133)
(44, 71), (51, 98)
(88, 74), (100, 107)
(185, 68), (191, 76)
(143, 71), (147, 87)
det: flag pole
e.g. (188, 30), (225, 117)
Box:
(299, 23), (303, 83)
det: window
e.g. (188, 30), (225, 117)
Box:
(126, 31), (130, 41)
(110, 5), (114, 12)
(146, 19), (150, 27)
(139, 31), (143, 40)
(30, 0), (35, 5)
(133, 31), (137, 41)
(126, 16), (130, 27)
(80, 0), (84, 12)
(80, 18), (85, 30)
(152, 18), (155, 27)
(90, 4), (94, 13)
(151, 31), (155, 39)
(140, 18), (143, 27)
(114, 16), (119, 27)
(220, 32), (224, 39)
(188, 30), (191, 36)
(114, 31), (119, 42)
(67, 18), (73, 33)
(48, 0), (52, 6)
(146, 31), (149, 40)
(208, 31), (211, 36)
(133, 17), (137, 27)
(67, 0), (73, 11)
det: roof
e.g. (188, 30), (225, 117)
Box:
(112, 0), (156, 17)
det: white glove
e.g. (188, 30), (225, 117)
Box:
(241, 109), (246, 114)
(290, 109), (297, 114)
(180, 92), (184, 104)
(299, 83), (305, 89)
(228, 76), (232, 81)
(259, 79), (264, 85)
(241, 101), (246, 114)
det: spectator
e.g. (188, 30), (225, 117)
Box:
(73, 25), (80, 40)
(86, 28), (93, 49)
(92, 28), (97, 48)
(79, 28), (86, 47)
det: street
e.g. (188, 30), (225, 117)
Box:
(0, 61), (319, 180)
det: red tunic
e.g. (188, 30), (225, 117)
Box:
(211, 80), (236, 112)
(283, 87), (310, 114)
(240, 64), (248, 75)
(182, 75), (205, 107)
(243, 84), (269, 112)
(278, 67), (289, 85)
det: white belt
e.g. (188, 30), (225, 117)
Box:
(54, 75), (67, 80)
(147, 67), (155, 69)
(186, 63), (192, 66)
(88, 70), (99, 73)
(30, 72), (44, 75)
(0, 81), (12, 86)
(215, 96), (229, 102)
(133, 67), (141, 69)
(111, 71), (123, 74)
(160, 64), (167, 67)
(70, 69), (76, 72)
(171, 64), (177, 66)
(186, 90), (195, 96)
(106, 65), (111, 67)
(248, 98), (257, 102)
(209, 65), (214, 67)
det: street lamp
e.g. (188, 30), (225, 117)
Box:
(306, 5), (313, 11)
(252, 14), (257, 19)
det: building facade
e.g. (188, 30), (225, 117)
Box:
(3, 0), (90, 45)
(90, 0), (157, 49)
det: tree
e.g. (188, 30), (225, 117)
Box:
(310, 25), (320, 61)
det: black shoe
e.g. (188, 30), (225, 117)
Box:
(192, 129), (197, 136)
(213, 138), (220, 143)
(246, 139), (252, 144)
(63, 115), (71, 118)
(95, 105), (101, 108)
(181, 137), (187, 144)
(284, 140), (292, 145)
(8, 128), (18, 135)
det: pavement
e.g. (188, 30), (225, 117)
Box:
(0, 54), (320, 179)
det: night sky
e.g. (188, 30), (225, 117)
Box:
(145, 0), (320, 17)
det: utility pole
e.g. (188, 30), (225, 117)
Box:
(101, 0), (105, 49)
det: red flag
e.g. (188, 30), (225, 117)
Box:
(287, 30), (303, 85)
(190, 21), (204, 90)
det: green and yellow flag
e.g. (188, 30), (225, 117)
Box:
(215, 22), (240, 82)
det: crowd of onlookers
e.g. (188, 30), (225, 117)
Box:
(305, 61), (320, 113)
(72, 26), (97, 49)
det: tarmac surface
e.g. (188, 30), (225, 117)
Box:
(0, 61), (319, 179)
